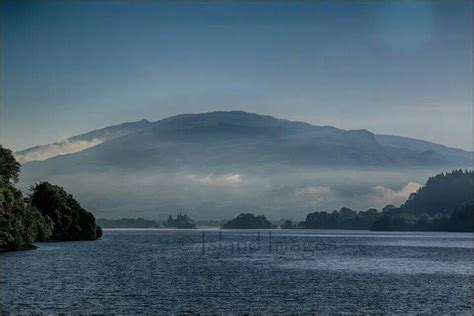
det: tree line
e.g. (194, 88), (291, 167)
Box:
(95, 170), (474, 231)
(223, 170), (473, 231)
(0, 146), (102, 251)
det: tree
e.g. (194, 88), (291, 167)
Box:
(371, 170), (474, 232)
(0, 145), (20, 185)
(1, 145), (101, 250)
(299, 207), (380, 230)
(0, 186), (37, 249)
(222, 213), (273, 229)
(0, 146), (50, 250)
(401, 170), (473, 215)
(280, 220), (296, 229)
(165, 213), (196, 229)
(30, 182), (102, 240)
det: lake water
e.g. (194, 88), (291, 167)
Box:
(1, 229), (473, 314)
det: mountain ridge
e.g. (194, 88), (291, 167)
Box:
(15, 111), (473, 219)
(15, 111), (472, 166)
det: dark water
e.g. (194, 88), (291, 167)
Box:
(1, 229), (473, 314)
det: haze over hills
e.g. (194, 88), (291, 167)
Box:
(16, 111), (473, 219)
(14, 119), (152, 164)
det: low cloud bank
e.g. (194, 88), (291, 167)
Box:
(187, 173), (243, 185)
(368, 182), (422, 209)
(15, 138), (104, 164)
(295, 186), (333, 205)
(18, 166), (440, 220)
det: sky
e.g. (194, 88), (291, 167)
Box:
(0, 0), (472, 152)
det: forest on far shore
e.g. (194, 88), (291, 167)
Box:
(228, 170), (473, 231)
(99, 170), (473, 232)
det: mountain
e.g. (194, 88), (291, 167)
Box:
(14, 119), (152, 164)
(375, 134), (472, 166)
(16, 111), (473, 219)
(18, 111), (472, 172)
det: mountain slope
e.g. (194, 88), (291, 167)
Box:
(16, 111), (473, 219)
(20, 111), (471, 174)
(375, 134), (472, 165)
(14, 119), (152, 164)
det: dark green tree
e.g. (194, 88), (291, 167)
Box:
(280, 219), (296, 229)
(0, 145), (20, 185)
(165, 213), (196, 228)
(1, 145), (101, 250)
(0, 146), (53, 249)
(222, 213), (274, 229)
(30, 182), (102, 240)
(372, 170), (474, 232)
(401, 170), (473, 215)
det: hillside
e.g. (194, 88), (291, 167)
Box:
(15, 111), (473, 219)
(19, 111), (471, 173)
(14, 119), (152, 164)
(400, 169), (474, 215)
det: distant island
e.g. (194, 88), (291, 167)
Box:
(222, 213), (274, 229)
(164, 213), (196, 229)
(97, 216), (228, 229)
(95, 170), (472, 232)
(0, 146), (102, 251)
(97, 217), (160, 229)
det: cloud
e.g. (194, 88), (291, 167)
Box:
(15, 138), (105, 164)
(187, 173), (243, 185)
(369, 182), (421, 209)
(295, 186), (333, 205)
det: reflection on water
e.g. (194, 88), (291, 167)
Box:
(1, 229), (473, 313)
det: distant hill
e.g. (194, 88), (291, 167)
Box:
(375, 134), (472, 166)
(15, 111), (473, 218)
(222, 213), (274, 229)
(18, 111), (472, 173)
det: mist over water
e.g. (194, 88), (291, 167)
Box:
(19, 165), (459, 220)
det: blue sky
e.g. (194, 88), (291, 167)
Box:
(0, 0), (472, 151)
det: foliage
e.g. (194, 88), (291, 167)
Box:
(299, 207), (380, 230)
(372, 203), (474, 232)
(442, 202), (474, 232)
(1, 145), (102, 250)
(0, 146), (53, 250)
(401, 169), (473, 215)
(280, 219), (297, 229)
(30, 182), (102, 241)
(0, 145), (20, 185)
(0, 186), (44, 250)
(372, 170), (473, 232)
(300, 170), (473, 232)
(222, 213), (274, 229)
(0, 147), (45, 250)
(165, 213), (196, 228)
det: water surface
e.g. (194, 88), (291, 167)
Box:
(1, 230), (473, 313)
